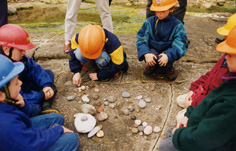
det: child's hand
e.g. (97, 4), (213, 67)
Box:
(144, 53), (157, 67)
(15, 94), (25, 107)
(62, 126), (74, 133)
(89, 73), (98, 81)
(176, 116), (188, 129)
(73, 72), (81, 86)
(158, 53), (168, 66)
(184, 91), (193, 108)
(43, 87), (54, 100)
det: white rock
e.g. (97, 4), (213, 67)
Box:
(81, 104), (96, 115)
(81, 85), (86, 90)
(153, 126), (161, 133)
(135, 120), (142, 126)
(74, 113), (96, 133)
(144, 98), (151, 103)
(67, 95), (76, 101)
(109, 103), (116, 109)
(123, 109), (130, 115)
(97, 112), (108, 121)
(96, 130), (104, 137)
(122, 92), (131, 98)
(144, 125), (153, 135)
(142, 122), (148, 127)
(136, 95), (143, 99)
(108, 95), (116, 103)
(138, 99), (146, 109)
(88, 126), (101, 138)
(82, 95), (90, 103)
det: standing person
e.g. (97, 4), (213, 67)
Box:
(64, 0), (113, 53)
(69, 24), (128, 85)
(0, 0), (8, 27)
(0, 24), (59, 117)
(0, 55), (79, 151)
(136, 0), (189, 81)
(175, 13), (236, 121)
(159, 25), (236, 151)
(146, 0), (187, 23)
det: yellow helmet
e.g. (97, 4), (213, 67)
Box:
(217, 13), (236, 36)
(217, 25), (236, 55)
(79, 24), (105, 59)
(150, 0), (179, 11)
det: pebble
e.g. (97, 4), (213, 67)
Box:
(109, 103), (116, 109)
(144, 98), (151, 103)
(131, 115), (136, 120)
(122, 91), (131, 98)
(94, 88), (100, 92)
(133, 123), (139, 128)
(92, 94), (99, 100)
(96, 130), (104, 137)
(144, 126), (153, 135)
(97, 107), (104, 113)
(97, 102), (102, 106)
(108, 96), (116, 103)
(155, 105), (161, 110)
(81, 115), (88, 121)
(131, 128), (139, 134)
(81, 85), (86, 90)
(81, 104), (96, 115)
(135, 120), (142, 126)
(123, 109), (130, 115)
(138, 126), (145, 132)
(97, 112), (108, 121)
(67, 95), (76, 101)
(98, 125), (103, 129)
(128, 106), (135, 112)
(153, 126), (161, 133)
(136, 95), (142, 99)
(78, 93), (82, 97)
(138, 132), (143, 136)
(103, 98), (108, 101)
(138, 99), (146, 109)
(142, 122), (148, 127)
(82, 95), (90, 103)
(88, 126), (100, 138)
(78, 89), (82, 93)
(104, 101), (109, 106)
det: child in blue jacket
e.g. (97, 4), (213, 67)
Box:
(0, 24), (59, 117)
(0, 55), (79, 151)
(136, 0), (188, 81)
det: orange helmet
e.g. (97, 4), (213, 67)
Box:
(216, 25), (236, 55)
(217, 13), (236, 36)
(78, 24), (105, 59)
(0, 24), (34, 50)
(150, 0), (179, 11)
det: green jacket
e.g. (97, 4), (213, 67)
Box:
(173, 79), (236, 151)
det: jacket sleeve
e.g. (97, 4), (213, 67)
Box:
(173, 100), (236, 151)
(69, 49), (82, 73)
(136, 20), (153, 61)
(4, 119), (64, 151)
(164, 23), (188, 63)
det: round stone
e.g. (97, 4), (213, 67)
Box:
(81, 115), (88, 121)
(108, 96), (116, 103)
(96, 130), (104, 138)
(123, 109), (130, 115)
(138, 99), (146, 109)
(154, 126), (161, 133)
(67, 95), (76, 101)
(122, 91), (131, 98)
(128, 106), (135, 112)
(142, 122), (148, 127)
(94, 88), (100, 92)
(135, 120), (142, 126)
(144, 98), (151, 103)
(131, 115), (136, 120)
(81, 104), (96, 115)
(144, 125), (153, 135)
(131, 128), (139, 134)
(74, 113), (96, 133)
(138, 126), (145, 132)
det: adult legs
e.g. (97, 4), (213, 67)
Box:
(0, 0), (8, 27)
(159, 126), (178, 151)
(95, 0), (113, 33)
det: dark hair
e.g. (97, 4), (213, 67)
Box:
(0, 83), (10, 92)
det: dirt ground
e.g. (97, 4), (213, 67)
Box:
(10, 2), (230, 151)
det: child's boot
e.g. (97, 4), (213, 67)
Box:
(41, 100), (60, 114)
(143, 65), (156, 75)
(166, 67), (177, 81)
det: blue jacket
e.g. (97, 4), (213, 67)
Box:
(69, 28), (127, 80)
(0, 102), (63, 151)
(19, 56), (54, 103)
(136, 15), (188, 63)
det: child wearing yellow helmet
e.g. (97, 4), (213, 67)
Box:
(159, 25), (236, 151)
(69, 24), (128, 86)
(136, 0), (189, 81)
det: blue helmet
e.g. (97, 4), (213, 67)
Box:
(0, 55), (24, 89)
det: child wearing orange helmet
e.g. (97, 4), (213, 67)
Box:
(136, 0), (189, 81)
(69, 24), (128, 86)
(159, 25), (236, 151)
(0, 24), (59, 117)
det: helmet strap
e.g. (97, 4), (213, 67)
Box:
(2, 86), (16, 105)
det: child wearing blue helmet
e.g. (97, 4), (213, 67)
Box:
(0, 55), (79, 151)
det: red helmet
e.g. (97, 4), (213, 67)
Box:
(0, 24), (34, 50)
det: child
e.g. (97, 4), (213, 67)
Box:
(69, 24), (128, 86)
(176, 13), (236, 121)
(0, 55), (79, 151)
(136, 0), (188, 81)
(159, 25), (236, 151)
(0, 24), (59, 117)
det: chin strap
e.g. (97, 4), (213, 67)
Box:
(3, 86), (16, 105)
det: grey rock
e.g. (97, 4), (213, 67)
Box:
(122, 92), (131, 98)
(131, 128), (139, 134)
(123, 109), (130, 115)
(138, 99), (146, 109)
(138, 126), (145, 132)
(108, 96), (116, 103)
(67, 95), (76, 101)
(88, 126), (101, 138)
(131, 115), (136, 120)
(74, 113), (96, 133)
(128, 106), (135, 112)
(144, 98), (151, 103)
(81, 104), (96, 115)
